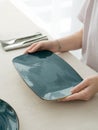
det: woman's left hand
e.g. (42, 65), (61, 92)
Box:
(60, 75), (98, 101)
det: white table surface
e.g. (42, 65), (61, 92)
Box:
(0, 1), (98, 130)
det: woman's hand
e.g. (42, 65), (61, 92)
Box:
(24, 40), (59, 53)
(60, 75), (98, 101)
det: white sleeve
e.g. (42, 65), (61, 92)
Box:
(78, 0), (90, 23)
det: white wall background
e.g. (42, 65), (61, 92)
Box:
(10, 0), (85, 59)
(10, 0), (85, 38)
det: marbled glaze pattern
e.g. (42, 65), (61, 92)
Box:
(13, 50), (83, 100)
(0, 99), (19, 130)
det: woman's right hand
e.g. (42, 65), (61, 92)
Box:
(24, 40), (59, 53)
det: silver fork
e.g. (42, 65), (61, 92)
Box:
(2, 35), (48, 51)
(0, 32), (42, 46)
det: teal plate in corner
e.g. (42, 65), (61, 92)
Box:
(12, 50), (83, 101)
(0, 99), (19, 130)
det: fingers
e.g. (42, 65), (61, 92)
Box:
(28, 43), (41, 53)
(25, 42), (44, 53)
(24, 40), (57, 54)
(71, 79), (89, 94)
(59, 89), (89, 101)
(59, 93), (81, 101)
(24, 43), (38, 53)
(59, 84), (96, 102)
(58, 79), (91, 102)
(62, 92), (85, 101)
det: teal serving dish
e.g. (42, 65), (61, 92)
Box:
(13, 50), (83, 100)
(0, 99), (19, 130)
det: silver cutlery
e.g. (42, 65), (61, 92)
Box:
(0, 32), (41, 46)
(0, 32), (48, 51)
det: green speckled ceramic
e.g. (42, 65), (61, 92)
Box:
(0, 99), (19, 130)
(13, 50), (83, 100)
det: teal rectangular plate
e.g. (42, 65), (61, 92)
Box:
(12, 50), (83, 100)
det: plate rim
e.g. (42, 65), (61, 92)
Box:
(0, 98), (19, 130)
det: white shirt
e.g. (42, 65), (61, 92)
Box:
(78, 0), (98, 72)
